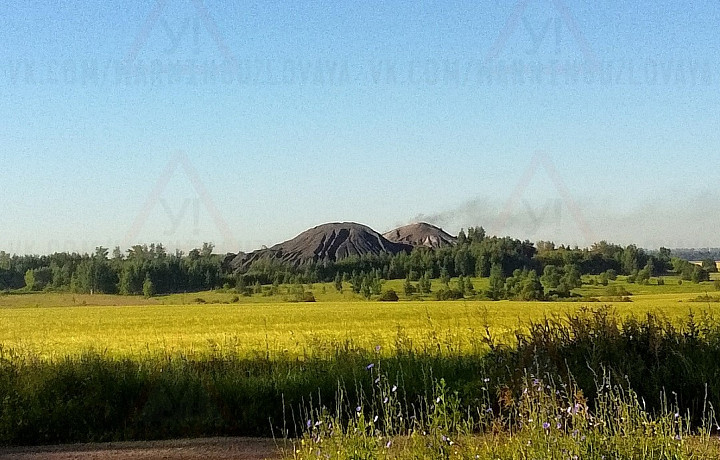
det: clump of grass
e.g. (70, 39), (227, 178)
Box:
(290, 372), (716, 459)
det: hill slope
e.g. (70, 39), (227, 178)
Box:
(230, 222), (412, 271)
(383, 222), (456, 248)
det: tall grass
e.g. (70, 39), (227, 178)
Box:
(291, 373), (715, 459)
(1, 306), (720, 448)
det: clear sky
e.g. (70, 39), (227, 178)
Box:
(1, 0), (719, 254)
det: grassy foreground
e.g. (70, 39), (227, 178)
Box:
(291, 375), (720, 459)
(1, 306), (720, 453)
(1, 278), (720, 457)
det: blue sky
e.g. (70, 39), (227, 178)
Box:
(1, 0), (719, 254)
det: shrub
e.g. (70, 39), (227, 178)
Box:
(605, 285), (631, 297)
(142, 274), (154, 298)
(434, 288), (463, 300)
(403, 278), (416, 297)
(702, 259), (718, 273)
(598, 273), (609, 286)
(378, 289), (399, 302)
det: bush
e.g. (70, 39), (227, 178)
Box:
(378, 289), (399, 302)
(605, 285), (631, 297)
(403, 279), (416, 297)
(715, 279), (720, 291)
(300, 291), (315, 302)
(434, 288), (464, 300)
(702, 259), (718, 273)
(142, 275), (154, 298)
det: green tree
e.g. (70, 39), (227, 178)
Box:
(142, 273), (155, 298)
(439, 267), (450, 287)
(369, 271), (383, 295)
(360, 278), (371, 299)
(519, 270), (544, 301)
(350, 271), (363, 294)
(118, 265), (136, 295)
(456, 228), (467, 245)
(556, 264), (582, 297)
(31, 267), (52, 291)
(562, 265), (582, 289)
(456, 276), (466, 295)
(701, 259), (718, 273)
(540, 265), (561, 291)
(334, 272), (343, 292)
(487, 264), (505, 300)
(504, 269), (525, 298)
(691, 266), (710, 283)
(201, 242), (214, 258)
(454, 248), (473, 276)
(636, 263), (652, 285)
(24, 269), (35, 291)
(465, 277), (475, 296)
(235, 275), (247, 294)
(403, 275), (416, 296)
(418, 272), (432, 294)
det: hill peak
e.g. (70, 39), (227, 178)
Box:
(230, 222), (412, 271)
(383, 222), (457, 248)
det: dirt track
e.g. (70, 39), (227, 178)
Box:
(0, 437), (286, 460)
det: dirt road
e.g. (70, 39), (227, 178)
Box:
(0, 437), (286, 460)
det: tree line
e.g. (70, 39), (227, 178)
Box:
(1, 227), (714, 297)
(2, 243), (223, 295)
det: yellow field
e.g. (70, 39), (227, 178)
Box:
(1, 277), (717, 359)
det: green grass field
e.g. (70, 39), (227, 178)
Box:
(1, 276), (718, 359)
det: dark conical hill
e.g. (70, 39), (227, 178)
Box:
(382, 222), (456, 248)
(230, 222), (412, 271)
